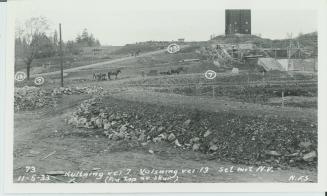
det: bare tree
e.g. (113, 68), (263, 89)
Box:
(15, 16), (50, 80)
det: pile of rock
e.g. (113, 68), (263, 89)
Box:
(14, 86), (50, 111)
(66, 98), (317, 168)
(15, 85), (104, 111)
(51, 87), (73, 96)
(51, 86), (104, 96)
(67, 98), (99, 127)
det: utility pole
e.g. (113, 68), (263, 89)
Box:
(287, 33), (293, 71)
(59, 23), (64, 87)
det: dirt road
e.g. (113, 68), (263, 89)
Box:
(32, 45), (190, 77)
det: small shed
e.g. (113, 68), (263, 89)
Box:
(178, 38), (185, 42)
(232, 68), (239, 74)
(147, 70), (158, 76)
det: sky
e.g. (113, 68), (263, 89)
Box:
(11, 0), (318, 46)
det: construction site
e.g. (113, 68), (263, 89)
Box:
(206, 10), (317, 74)
(205, 35), (317, 73)
(13, 9), (318, 183)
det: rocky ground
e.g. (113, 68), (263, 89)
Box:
(66, 95), (317, 169)
(13, 83), (317, 183)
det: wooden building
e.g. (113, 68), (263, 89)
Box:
(225, 9), (251, 35)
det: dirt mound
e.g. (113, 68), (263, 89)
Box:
(66, 97), (317, 169)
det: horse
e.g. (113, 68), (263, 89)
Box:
(100, 73), (107, 80)
(93, 72), (102, 81)
(93, 73), (98, 80)
(170, 67), (186, 75)
(135, 49), (141, 56)
(160, 70), (171, 75)
(93, 72), (107, 81)
(107, 69), (121, 80)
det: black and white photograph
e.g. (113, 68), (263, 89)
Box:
(3, 0), (327, 193)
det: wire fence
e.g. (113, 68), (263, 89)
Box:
(128, 78), (317, 108)
(126, 79), (317, 88)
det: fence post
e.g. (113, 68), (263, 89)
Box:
(247, 72), (250, 84)
(281, 91), (284, 108)
(59, 23), (64, 87)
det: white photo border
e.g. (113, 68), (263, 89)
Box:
(3, 0), (327, 193)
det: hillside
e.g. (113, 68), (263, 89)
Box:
(211, 32), (318, 50)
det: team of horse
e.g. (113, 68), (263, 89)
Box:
(93, 69), (122, 81)
(131, 49), (141, 57)
(160, 67), (186, 75)
(92, 66), (186, 81)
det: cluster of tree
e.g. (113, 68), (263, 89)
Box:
(76, 28), (101, 47)
(15, 33), (57, 59)
(65, 29), (101, 55)
(15, 17), (101, 80)
(15, 17), (54, 79)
